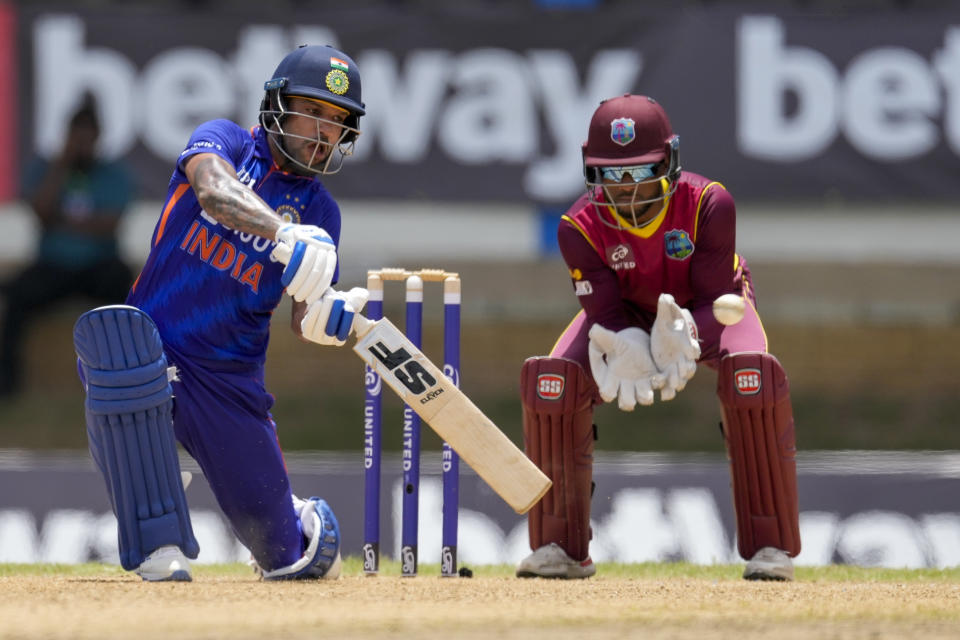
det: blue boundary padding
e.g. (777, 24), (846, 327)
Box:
(538, 207), (566, 256)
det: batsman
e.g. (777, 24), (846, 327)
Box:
(72, 45), (370, 581)
(517, 95), (800, 580)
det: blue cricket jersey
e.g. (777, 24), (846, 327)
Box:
(127, 120), (341, 370)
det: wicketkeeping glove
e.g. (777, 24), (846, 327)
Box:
(650, 293), (701, 401)
(301, 287), (370, 346)
(588, 324), (665, 411)
(271, 223), (337, 305)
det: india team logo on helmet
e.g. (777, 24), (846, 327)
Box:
(326, 69), (349, 95)
(326, 56), (351, 95)
(610, 117), (636, 146)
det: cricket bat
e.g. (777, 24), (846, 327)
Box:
(353, 314), (552, 514)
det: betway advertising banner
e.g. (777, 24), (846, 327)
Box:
(5, 5), (960, 203)
(2, 451), (959, 570)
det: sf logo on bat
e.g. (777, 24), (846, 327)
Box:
(368, 342), (445, 403)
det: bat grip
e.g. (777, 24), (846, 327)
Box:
(353, 314), (374, 338)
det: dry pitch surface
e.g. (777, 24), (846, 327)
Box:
(2, 562), (960, 640)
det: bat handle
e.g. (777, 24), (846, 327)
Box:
(353, 314), (375, 338)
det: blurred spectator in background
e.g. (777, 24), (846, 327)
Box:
(0, 93), (133, 397)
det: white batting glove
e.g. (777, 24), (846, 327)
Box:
(301, 287), (370, 346)
(271, 224), (337, 305)
(650, 293), (701, 401)
(588, 324), (665, 411)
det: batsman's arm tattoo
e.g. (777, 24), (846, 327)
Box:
(185, 153), (283, 240)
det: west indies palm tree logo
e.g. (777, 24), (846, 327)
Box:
(664, 229), (694, 260)
(610, 118), (636, 146)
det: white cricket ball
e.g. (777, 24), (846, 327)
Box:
(713, 294), (745, 326)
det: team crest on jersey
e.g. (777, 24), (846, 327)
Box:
(536, 374), (565, 400)
(610, 118), (636, 146)
(276, 205), (303, 224)
(664, 229), (694, 260)
(326, 69), (349, 95)
(276, 194), (306, 225)
(606, 243), (636, 271)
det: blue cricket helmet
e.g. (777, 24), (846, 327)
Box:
(260, 44), (365, 142)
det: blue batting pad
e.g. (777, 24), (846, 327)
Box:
(73, 305), (199, 571)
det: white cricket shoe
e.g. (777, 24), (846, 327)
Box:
(516, 543), (596, 579)
(743, 546), (794, 581)
(135, 545), (192, 582)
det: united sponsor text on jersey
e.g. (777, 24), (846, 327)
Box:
(606, 243), (636, 270)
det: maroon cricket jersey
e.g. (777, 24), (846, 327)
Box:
(555, 171), (765, 368)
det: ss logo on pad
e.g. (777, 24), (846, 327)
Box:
(537, 374), (565, 400)
(734, 368), (761, 395)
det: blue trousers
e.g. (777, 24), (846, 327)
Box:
(166, 347), (304, 570)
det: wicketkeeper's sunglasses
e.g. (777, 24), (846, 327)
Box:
(600, 163), (659, 182)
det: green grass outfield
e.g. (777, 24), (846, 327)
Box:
(4, 557), (960, 581)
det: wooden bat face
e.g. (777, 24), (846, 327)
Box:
(358, 324), (454, 420)
(353, 316), (551, 514)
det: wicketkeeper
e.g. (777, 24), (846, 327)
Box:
(517, 95), (800, 580)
